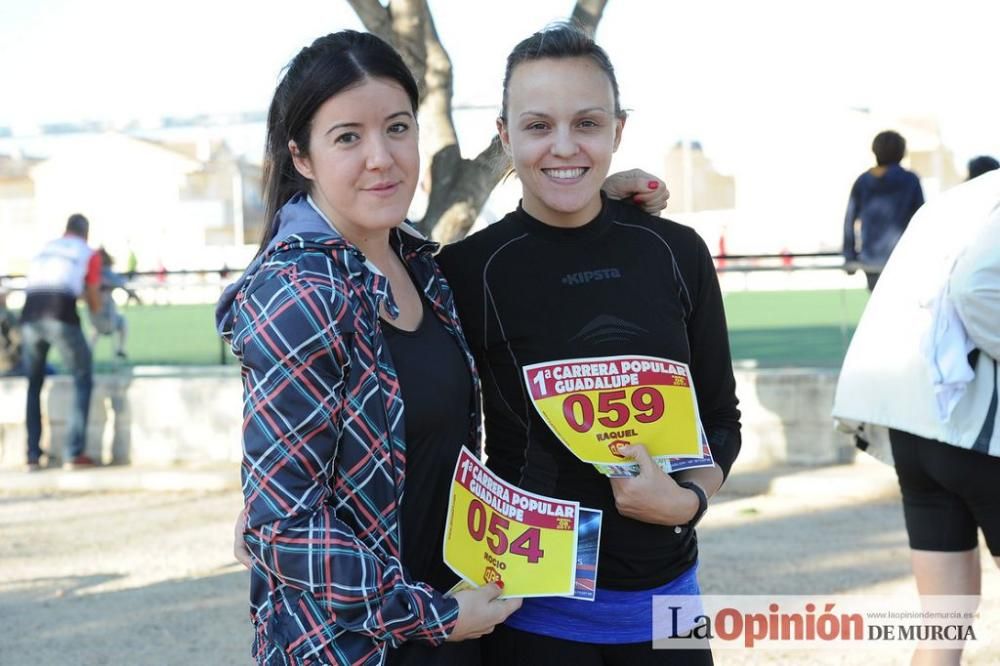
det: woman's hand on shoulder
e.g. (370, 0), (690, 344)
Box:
(602, 169), (670, 215)
(446, 583), (522, 641)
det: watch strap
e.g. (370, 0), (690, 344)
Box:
(677, 480), (708, 529)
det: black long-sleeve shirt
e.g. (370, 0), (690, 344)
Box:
(437, 196), (741, 589)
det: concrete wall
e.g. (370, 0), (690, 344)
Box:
(733, 368), (855, 467)
(0, 368), (243, 467)
(0, 368), (854, 469)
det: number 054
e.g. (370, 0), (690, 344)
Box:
(466, 499), (544, 563)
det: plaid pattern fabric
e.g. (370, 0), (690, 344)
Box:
(220, 228), (481, 665)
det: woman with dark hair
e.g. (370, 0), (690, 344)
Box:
(217, 31), (521, 665)
(437, 23), (740, 665)
(218, 30), (664, 665)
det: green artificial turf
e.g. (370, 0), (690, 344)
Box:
(722, 289), (870, 367)
(86, 303), (230, 371)
(25, 289), (871, 372)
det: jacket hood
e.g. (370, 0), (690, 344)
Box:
(215, 192), (344, 342)
(215, 192), (438, 344)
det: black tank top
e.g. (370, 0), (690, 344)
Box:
(382, 296), (473, 592)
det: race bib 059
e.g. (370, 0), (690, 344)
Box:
(523, 355), (703, 465)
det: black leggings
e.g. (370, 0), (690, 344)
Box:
(481, 624), (713, 666)
(890, 428), (1000, 555)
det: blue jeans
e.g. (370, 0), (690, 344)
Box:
(21, 319), (93, 462)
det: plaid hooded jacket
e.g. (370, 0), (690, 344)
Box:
(217, 194), (481, 665)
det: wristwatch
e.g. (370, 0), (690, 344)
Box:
(675, 481), (708, 532)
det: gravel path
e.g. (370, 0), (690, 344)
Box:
(1, 474), (997, 665)
(0, 490), (248, 665)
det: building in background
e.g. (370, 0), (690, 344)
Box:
(0, 153), (41, 276)
(0, 108), (970, 284)
(664, 140), (736, 213)
(0, 132), (262, 279)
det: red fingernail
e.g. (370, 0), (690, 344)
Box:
(648, 180), (659, 189)
(496, 580), (505, 590)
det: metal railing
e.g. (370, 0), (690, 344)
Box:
(712, 251), (844, 272)
(1, 252), (861, 369)
(0, 252), (850, 286)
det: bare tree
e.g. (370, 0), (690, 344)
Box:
(347, 0), (609, 242)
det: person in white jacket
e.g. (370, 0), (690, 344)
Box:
(833, 170), (1000, 665)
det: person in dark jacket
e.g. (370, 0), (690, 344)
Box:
(843, 130), (924, 290)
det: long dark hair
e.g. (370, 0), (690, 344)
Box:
(258, 30), (419, 255)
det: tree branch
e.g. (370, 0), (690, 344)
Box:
(345, 0), (393, 43)
(428, 137), (506, 243)
(387, 0), (428, 96)
(418, 2), (457, 158)
(345, 0), (609, 241)
(346, 0), (427, 93)
(571, 0), (608, 36)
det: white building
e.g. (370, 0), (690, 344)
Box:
(0, 132), (262, 278)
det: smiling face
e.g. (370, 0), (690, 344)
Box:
(290, 77), (418, 244)
(499, 56), (624, 228)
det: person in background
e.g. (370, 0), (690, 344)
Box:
(21, 213), (101, 471)
(0, 285), (22, 375)
(843, 130), (924, 290)
(834, 170), (1000, 666)
(88, 248), (140, 360)
(126, 246), (138, 279)
(967, 155), (999, 181)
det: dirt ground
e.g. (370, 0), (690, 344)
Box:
(1, 469), (998, 665)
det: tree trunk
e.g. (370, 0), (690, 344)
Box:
(347, 0), (608, 241)
(426, 137), (506, 243)
(347, 0), (428, 95)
